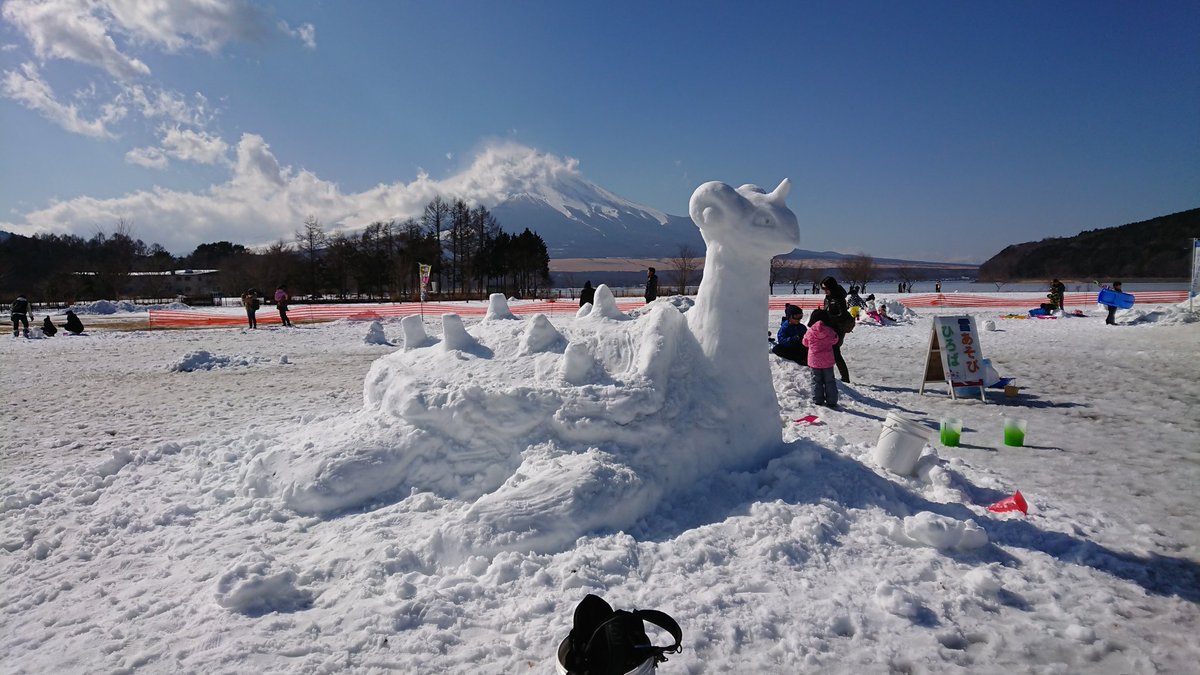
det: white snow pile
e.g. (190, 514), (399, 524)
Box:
(68, 299), (191, 314)
(169, 350), (282, 372)
(1118, 299), (1199, 326)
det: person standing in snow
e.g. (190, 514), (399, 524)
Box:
(1049, 278), (1066, 312)
(579, 281), (595, 307)
(10, 294), (32, 338)
(1104, 281), (1123, 326)
(241, 288), (260, 329)
(274, 285), (292, 327)
(820, 276), (852, 383)
(644, 268), (659, 303)
(803, 309), (841, 408)
(771, 303), (808, 367)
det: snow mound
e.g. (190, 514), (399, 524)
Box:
(890, 511), (988, 550)
(214, 554), (313, 616)
(169, 350), (278, 372)
(1120, 302), (1199, 326)
(68, 300), (189, 314)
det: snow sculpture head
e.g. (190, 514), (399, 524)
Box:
(689, 179), (799, 256)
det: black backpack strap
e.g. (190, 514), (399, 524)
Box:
(632, 609), (683, 663)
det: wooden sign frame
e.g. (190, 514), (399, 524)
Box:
(919, 315), (987, 402)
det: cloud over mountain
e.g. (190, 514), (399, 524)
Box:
(1, 138), (700, 256)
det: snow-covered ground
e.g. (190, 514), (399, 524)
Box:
(2, 296), (1198, 674)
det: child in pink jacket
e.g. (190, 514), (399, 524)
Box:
(803, 309), (841, 408)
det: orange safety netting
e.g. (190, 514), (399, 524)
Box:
(149, 292), (1189, 329)
(148, 300), (648, 329)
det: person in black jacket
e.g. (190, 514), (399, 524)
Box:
(579, 281), (596, 307)
(644, 268), (659, 303)
(42, 316), (58, 337)
(63, 310), (85, 335)
(10, 294), (31, 338)
(820, 276), (852, 383)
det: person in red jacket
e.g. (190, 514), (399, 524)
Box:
(803, 309), (841, 408)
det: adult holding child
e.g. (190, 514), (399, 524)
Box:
(819, 276), (853, 383)
(274, 285), (292, 327)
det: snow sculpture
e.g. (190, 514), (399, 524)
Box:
(260, 180), (800, 554)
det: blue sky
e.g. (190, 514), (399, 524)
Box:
(1, 0), (1197, 262)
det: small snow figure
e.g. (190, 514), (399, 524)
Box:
(364, 320), (389, 345)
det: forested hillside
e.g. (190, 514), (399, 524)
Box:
(977, 208), (1199, 281)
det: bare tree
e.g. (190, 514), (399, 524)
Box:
(295, 215), (327, 297)
(837, 253), (876, 291)
(785, 259), (810, 294)
(769, 256), (788, 294)
(668, 244), (701, 295)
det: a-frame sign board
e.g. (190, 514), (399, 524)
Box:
(919, 315), (987, 402)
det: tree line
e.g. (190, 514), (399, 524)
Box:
(0, 198), (552, 303)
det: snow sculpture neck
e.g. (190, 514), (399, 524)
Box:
(687, 179), (800, 449)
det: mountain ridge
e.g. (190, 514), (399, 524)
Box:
(977, 208), (1200, 281)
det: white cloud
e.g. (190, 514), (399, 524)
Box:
(1, 62), (125, 137)
(1, 139), (584, 254)
(1, 0), (151, 79)
(105, 0), (268, 53)
(121, 85), (214, 127)
(125, 145), (168, 169)
(160, 127), (230, 165)
(1, 0), (269, 79)
(278, 20), (316, 50)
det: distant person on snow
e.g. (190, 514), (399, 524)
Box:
(803, 309), (841, 408)
(63, 310), (85, 335)
(1104, 281), (1123, 326)
(644, 267), (659, 303)
(10, 294), (32, 338)
(241, 288), (260, 329)
(274, 285), (292, 327)
(771, 303), (808, 367)
(1049, 278), (1066, 312)
(579, 281), (595, 308)
(935, 280), (942, 293)
(41, 316), (57, 337)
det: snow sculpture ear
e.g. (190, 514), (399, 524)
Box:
(768, 178), (791, 203)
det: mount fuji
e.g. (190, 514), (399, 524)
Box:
(443, 143), (705, 258)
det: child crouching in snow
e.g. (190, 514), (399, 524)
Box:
(803, 309), (841, 408)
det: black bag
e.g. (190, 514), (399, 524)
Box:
(559, 594), (682, 675)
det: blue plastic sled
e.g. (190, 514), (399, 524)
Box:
(1097, 288), (1135, 309)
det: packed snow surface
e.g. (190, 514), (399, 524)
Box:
(2, 297), (1198, 673)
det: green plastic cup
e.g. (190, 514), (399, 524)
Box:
(940, 418), (962, 446)
(1003, 418), (1027, 447)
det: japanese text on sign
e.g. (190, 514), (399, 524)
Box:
(933, 316), (984, 387)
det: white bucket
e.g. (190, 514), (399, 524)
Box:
(873, 412), (932, 476)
